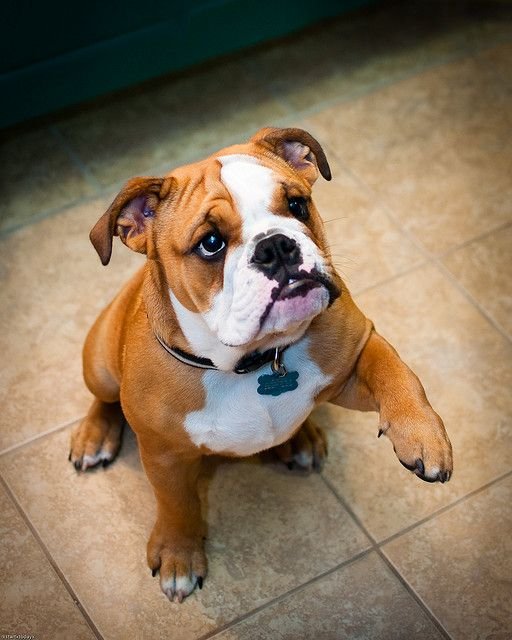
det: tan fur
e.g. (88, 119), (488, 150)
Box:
(70, 128), (452, 603)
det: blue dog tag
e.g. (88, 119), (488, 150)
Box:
(257, 370), (299, 396)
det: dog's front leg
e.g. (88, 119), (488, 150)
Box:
(333, 329), (453, 483)
(138, 436), (207, 602)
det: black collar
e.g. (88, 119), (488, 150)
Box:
(154, 332), (289, 375)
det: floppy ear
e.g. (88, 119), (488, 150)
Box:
(250, 127), (331, 185)
(89, 176), (169, 265)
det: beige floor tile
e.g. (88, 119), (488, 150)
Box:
(383, 474), (512, 640)
(321, 263), (512, 541)
(0, 196), (145, 451)
(54, 92), (165, 190)
(56, 57), (288, 188)
(306, 44), (512, 255)
(216, 552), (444, 640)
(443, 224), (512, 339)
(0, 128), (96, 235)
(312, 163), (424, 293)
(249, 1), (512, 113)
(0, 427), (370, 640)
(0, 483), (96, 640)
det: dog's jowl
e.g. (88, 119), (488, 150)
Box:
(69, 127), (453, 602)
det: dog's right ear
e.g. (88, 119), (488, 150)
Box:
(90, 176), (173, 265)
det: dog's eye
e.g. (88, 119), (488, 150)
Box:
(196, 231), (226, 260)
(288, 197), (309, 221)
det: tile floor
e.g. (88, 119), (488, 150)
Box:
(1, 1), (511, 638)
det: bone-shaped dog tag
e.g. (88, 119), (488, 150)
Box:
(257, 370), (299, 396)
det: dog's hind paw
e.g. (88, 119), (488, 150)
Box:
(69, 400), (124, 472)
(273, 417), (327, 472)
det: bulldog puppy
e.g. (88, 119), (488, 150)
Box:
(69, 127), (453, 602)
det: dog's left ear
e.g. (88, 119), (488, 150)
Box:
(90, 176), (172, 265)
(250, 127), (331, 185)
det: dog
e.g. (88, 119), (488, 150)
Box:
(69, 127), (453, 602)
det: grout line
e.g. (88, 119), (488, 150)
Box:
(0, 415), (84, 458)
(433, 259), (511, 344)
(0, 23), (508, 640)
(320, 475), (378, 546)
(322, 147), (437, 259)
(438, 219), (512, 260)
(320, 475), (454, 640)
(49, 125), (104, 194)
(378, 468), (512, 548)
(199, 547), (373, 640)
(1, 122), (266, 241)
(351, 259), (430, 298)
(321, 469), (512, 636)
(270, 39), (512, 128)
(324, 145), (512, 346)
(2, 40), (510, 241)
(0, 193), (105, 239)
(203, 457), (509, 640)
(375, 548), (453, 640)
(0, 473), (104, 640)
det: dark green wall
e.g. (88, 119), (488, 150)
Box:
(2, 0), (375, 128)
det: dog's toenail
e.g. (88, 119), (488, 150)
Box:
(377, 429), (384, 438)
(439, 470), (451, 483)
(287, 462), (294, 470)
(400, 459), (416, 472)
(197, 576), (203, 589)
(74, 460), (82, 471)
(151, 568), (157, 577)
(415, 458), (425, 476)
(68, 450), (72, 461)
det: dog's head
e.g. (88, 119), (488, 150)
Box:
(91, 127), (341, 358)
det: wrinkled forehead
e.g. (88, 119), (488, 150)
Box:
(219, 154), (274, 208)
(218, 153), (306, 241)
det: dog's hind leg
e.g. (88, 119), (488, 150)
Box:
(69, 400), (125, 471)
(69, 302), (126, 471)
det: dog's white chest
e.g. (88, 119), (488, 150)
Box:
(184, 340), (331, 456)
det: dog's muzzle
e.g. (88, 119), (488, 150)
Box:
(251, 232), (340, 305)
(251, 233), (303, 279)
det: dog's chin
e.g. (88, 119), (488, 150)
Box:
(220, 284), (329, 351)
(261, 284), (330, 336)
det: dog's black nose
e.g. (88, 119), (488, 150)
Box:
(252, 233), (302, 278)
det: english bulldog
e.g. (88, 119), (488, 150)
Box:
(69, 127), (453, 602)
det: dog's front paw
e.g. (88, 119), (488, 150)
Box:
(148, 523), (207, 603)
(380, 407), (453, 483)
(273, 418), (327, 472)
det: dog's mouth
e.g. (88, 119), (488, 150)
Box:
(276, 268), (340, 305)
(216, 267), (341, 350)
(277, 277), (321, 300)
(259, 269), (340, 330)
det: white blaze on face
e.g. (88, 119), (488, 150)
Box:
(202, 154), (330, 348)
